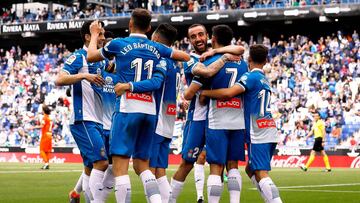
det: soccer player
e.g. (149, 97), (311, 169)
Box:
(200, 44), (283, 203)
(114, 23), (180, 203)
(87, 9), (189, 203)
(55, 20), (108, 203)
(184, 25), (247, 203)
(38, 104), (53, 170)
(170, 24), (244, 203)
(300, 112), (331, 172)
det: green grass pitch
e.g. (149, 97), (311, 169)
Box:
(0, 163), (360, 203)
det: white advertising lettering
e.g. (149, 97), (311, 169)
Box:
(23, 24), (40, 31)
(277, 147), (301, 156)
(2, 25), (22, 33)
(21, 155), (65, 163)
(271, 156), (307, 168)
(47, 22), (68, 30)
(69, 21), (84, 29)
(350, 156), (360, 168)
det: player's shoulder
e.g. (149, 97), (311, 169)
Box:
(65, 50), (84, 66)
(156, 57), (169, 71)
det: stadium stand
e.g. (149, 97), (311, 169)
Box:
(0, 30), (359, 149)
(1, 0), (360, 24)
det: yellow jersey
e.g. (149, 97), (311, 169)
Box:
(313, 120), (325, 138)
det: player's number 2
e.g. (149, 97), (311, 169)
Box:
(131, 58), (154, 82)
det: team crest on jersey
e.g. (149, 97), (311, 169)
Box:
(240, 75), (248, 84)
(65, 55), (76, 65)
(96, 68), (101, 75)
(105, 76), (113, 85)
(156, 59), (167, 71)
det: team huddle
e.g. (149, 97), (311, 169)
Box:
(56, 8), (282, 203)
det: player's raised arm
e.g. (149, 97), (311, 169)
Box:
(183, 78), (203, 100)
(171, 49), (190, 61)
(87, 20), (105, 62)
(200, 45), (245, 61)
(192, 53), (240, 78)
(201, 84), (244, 100)
(55, 53), (105, 86)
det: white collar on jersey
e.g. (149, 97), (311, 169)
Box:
(251, 68), (264, 73)
(82, 45), (88, 51)
(190, 52), (200, 58)
(129, 33), (148, 39)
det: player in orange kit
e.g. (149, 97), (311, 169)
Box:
(38, 105), (53, 170)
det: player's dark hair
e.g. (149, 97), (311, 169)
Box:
(249, 44), (268, 64)
(154, 23), (178, 46)
(105, 31), (114, 39)
(131, 8), (152, 32)
(42, 104), (51, 115)
(188, 24), (207, 33)
(80, 20), (104, 43)
(211, 25), (233, 46)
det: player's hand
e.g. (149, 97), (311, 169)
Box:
(84, 73), (105, 86)
(200, 49), (215, 62)
(114, 83), (131, 96)
(322, 142), (325, 147)
(89, 20), (102, 36)
(223, 53), (241, 62)
(199, 93), (208, 106)
(181, 100), (189, 110)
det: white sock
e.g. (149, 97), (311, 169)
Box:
(227, 169), (241, 203)
(251, 175), (267, 202)
(82, 173), (92, 203)
(114, 175), (131, 203)
(207, 175), (223, 203)
(194, 163), (205, 200)
(259, 177), (282, 203)
(102, 165), (114, 201)
(140, 170), (162, 203)
(157, 176), (172, 203)
(169, 178), (184, 203)
(74, 173), (83, 194)
(89, 169), (105, 202)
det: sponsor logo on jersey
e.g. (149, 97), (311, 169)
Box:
(166, 104), (177, 115)
(65, 55), (76, 65)
(216, 98), (242, 109)
(256, 118), (276, 128)
(126, 92), (153, 102)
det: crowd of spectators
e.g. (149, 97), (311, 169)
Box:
(1, 0), (351, 24)
(0, 30), (359, 150)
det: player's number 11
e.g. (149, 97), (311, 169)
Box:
(131, 58), (154, 82)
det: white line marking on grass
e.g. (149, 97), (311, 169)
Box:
(249, 183), (360, 190)
(280, 189), (360, 193)
(0, 170), (83, 174)
(277, 183), (360, 189)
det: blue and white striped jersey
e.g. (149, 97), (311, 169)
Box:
(63, 45), (105, 125)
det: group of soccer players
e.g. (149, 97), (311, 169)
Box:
(55, 7), (283, 203)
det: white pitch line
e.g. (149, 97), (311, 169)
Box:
(277, 183), (360, 189)
(280, 189), (360, 193)
(0, 170), (83, 174)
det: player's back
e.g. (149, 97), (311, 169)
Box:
(155, 58), (180, 138)
(239, 69), (278, 143)
(207, 57), (248, 130)
(101, 34), (173, 115)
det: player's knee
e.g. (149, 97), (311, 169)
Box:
(196, 152), (206, 164)
(93, 160), (109, 171)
